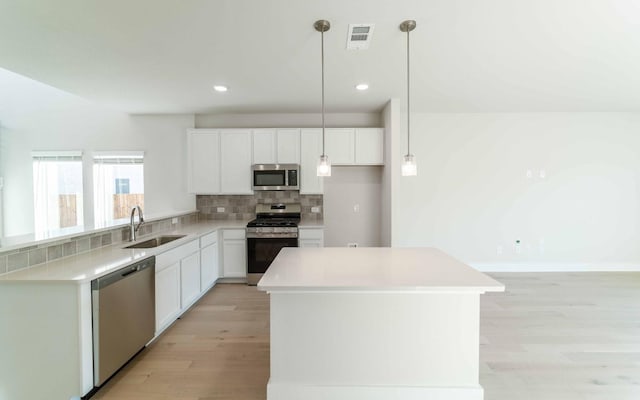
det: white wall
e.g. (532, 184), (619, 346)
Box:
(323, 166), (382, 247)
(392, 112), (640, 271)
(380, 99), (399, 246)
(195, 112), (381, 128)
(0, 68), (195, 236)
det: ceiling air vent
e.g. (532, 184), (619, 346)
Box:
(346, 24), (375, 50)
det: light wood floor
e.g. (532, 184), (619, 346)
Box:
(92, 273), (640, 400)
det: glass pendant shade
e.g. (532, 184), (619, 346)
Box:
(401, 154), (417, 176)
(317, 154), (331, 177)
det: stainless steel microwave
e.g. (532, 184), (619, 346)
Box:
(252, 164), (300, 191)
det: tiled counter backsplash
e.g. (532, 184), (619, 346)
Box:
(197, 192), (323, 221)
(0, 213), (199, 276)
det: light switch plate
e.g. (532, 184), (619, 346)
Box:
(311, 206), (321, 213)
(217, 207), (225, 213)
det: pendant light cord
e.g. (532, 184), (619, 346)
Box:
(406, 28), (411, 156)
(321, 29), (326, 157)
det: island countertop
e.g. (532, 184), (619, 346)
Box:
(258, 247), (505, 293)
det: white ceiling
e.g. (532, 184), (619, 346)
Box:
(1, 0), (639, 114)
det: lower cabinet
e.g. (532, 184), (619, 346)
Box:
(155, 239), (200, 334)
(180, 251), (201, 309)
(200, 231), (219, 291)
(299, 227), (324, 247)
(155, 261), (181, 333)
(222, 229), (247, 278)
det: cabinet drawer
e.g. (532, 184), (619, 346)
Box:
(223, 229), (245, 240)
(200, 231), (218, 247)
(156, 239), (199, 269)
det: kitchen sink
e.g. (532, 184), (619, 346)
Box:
(124, 235), (186, 249)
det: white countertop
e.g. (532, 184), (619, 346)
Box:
(0, 220), (248, 283)
(258, 247), (505, 293)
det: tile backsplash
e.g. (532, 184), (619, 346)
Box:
(0, 212), (199, 276)
(197, 191), (323, 221)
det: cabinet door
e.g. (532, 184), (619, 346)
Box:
(200, 242), (218, 291)
(223, 240), (247, 278)
(188, 130), (220, 194)
(326, 128), (355, 165)
(156, 262), (181, 332)
(220, 130), (253, 194)
(299, 228), (324, 247)
(252, 129), (276, 164)
(355, 128), (384, 165)
(300, 128), (324, 194)
(180, 252), (201, 309)
(276, 129), (301, 164)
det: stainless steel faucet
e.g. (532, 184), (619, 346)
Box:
(130, 205), (145, 241)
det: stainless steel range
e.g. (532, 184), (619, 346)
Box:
(246, 203), (300, 285)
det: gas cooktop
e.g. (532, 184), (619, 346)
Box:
(246, 218), (299, 228)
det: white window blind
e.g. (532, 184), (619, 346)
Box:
(32, 151), (84, 232)
(93, 151), (145, 228)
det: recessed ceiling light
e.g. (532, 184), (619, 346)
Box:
(356, 83), (369, 91)
(213, 85), (228, 92)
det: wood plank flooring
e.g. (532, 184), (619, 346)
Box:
(92, 273), (640, 400)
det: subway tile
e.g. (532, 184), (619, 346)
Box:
(0, 255), (7, 274)
(47, 245), (63, 261)
(8, 252), (29, 272)
(90, 236), (102, 249)
(63, 242), (77, 257)
(77, 238), (91, 253)
(28, 248), (47, 266)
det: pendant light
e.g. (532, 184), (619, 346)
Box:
(315, 19), (331, 177)
(400, 20), (417, 176)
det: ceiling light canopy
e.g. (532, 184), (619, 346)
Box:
(213, 85), (228, 92)
(355, 83), (369, 91)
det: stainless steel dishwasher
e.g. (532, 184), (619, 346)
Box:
(92, 256), (155, 386)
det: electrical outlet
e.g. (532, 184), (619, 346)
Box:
(496, 245), (503, 255)
(347, 242), (358, 248)
(311, 206), (321, 213)
(216, 207), (225, 213)
(353, 204), (360, 213)
(171, 217), (178, 224)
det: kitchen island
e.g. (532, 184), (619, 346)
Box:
(258, 247), (505, 400)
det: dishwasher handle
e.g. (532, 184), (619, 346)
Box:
(92, 256), (155, 290)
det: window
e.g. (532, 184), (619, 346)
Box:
(32, 151), (84, 232)
(93, 152), (144, 227)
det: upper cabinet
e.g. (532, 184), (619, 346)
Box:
(325, 128), (383, 166)
(220, 130), (253, 194)
(276, 129), (300, 164)
(187, 129), (220, 194)
(252, 129), (277, 164)
(188, 129), (253, 195)
(252, 129), (300, 164)
(355, 128), (384, 165)
(326, 128), (355, 165)
(188, 126), (383, 195)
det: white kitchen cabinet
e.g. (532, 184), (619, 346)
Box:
(252, 129), (276, 164)
(220, 129), (253, 194)
(155, 239), (200, 333)
(187, 129), (220, 194)
(180, 251), (201, 309)
(222, 229), (247, 278)
(326, 128), (355, 165)
(299, 227), (324, 247)
(155, 261), (181, 333)
(355, 128), (384, 165)
(200, 231), (219, 291)
(276, 128), (301, 164)
(300, 128), (324, 194)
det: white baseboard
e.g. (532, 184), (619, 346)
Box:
(471, 263), (640, 272)
(267, 382), (484, 400)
